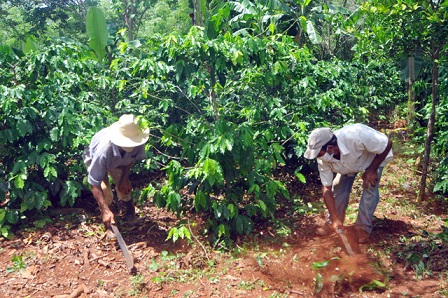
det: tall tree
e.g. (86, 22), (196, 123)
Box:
(0, 0), (98, 44)
(357, 0), (448, 200)
(111, 0), (156, 40)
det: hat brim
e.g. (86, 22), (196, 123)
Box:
(108, 123), (149, 147)
(304, 147), (320, 159)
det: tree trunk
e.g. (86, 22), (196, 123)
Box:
(418, 56), (438, 201)
(192, 0), (203, 26)
(407, 56), (415, 126)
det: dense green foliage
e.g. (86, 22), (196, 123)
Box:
(0, 25), (405, 242)
(1, 0), (446, 244)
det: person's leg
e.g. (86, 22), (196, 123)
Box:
(332, 173), (356, 224)
(108, 167), (137, 224)
(108, 167), (132, 202)
(356, 167), (384, 236)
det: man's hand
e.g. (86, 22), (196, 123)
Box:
(102, 208), (115, 227)
(362, 168), (378, 188)
(331, 217), (343, 231)
(91, 185), (116, 227)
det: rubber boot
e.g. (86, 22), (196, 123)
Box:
(124, 200), (138, 225)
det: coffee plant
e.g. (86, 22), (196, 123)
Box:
(0, 19), (407, 243)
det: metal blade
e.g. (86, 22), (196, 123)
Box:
(337, 228), (355, 256)
(110, 224), (134, 270)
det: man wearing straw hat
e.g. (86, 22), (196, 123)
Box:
(83, 114), (149, 239)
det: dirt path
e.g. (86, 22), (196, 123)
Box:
(1, 195), (447, 297)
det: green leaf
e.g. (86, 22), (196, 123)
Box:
(218, 223), (228, 238)
(86, 7), (108, 60)
(166, 191), (181, 211)
(312, 258), (339, 270)
(216, 204), (230, 220)
(194, 191), (207, 211)
(61, 180), (80, 207)
(235, 216), (244, 234)
(34, 218), (52, 228)
(14, 176), (25, 189)
(16, 120), (32, 137)
(227, 203), (237, 219)
(23, 35), (38, 53)
(359, 279), (387, 292)
(258, 200), (268, 217)
(1, 226), (11, 238)
(248, 183), (260, 196)
(49, 128), (59, 142)
(43, 166), (58, 179)
(167, 228), (178, 242)
(315, 273), (324, 293)
(295, 172), (306, 184)
(201, 159), (224, 187)
(6, 210), (19, 224)
(0, 209), (6, 223)
(149, 259), (159, 271)
(306, 20), (322, 44)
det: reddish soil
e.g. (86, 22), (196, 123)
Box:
(1, 159), (447, 297)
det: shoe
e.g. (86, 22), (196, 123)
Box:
(356, 229), (370, 244)
(106, 228), (117, 241)
(123, 200), (138, 225)
(315, 223), (333, 236)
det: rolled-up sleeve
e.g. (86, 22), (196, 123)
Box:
(88, 154), (107, 187)
(135, 145), (146, 160)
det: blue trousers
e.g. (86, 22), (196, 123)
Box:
(330, 168), (384, 234)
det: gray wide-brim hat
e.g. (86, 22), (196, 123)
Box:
(304, 127), (333, 159)
(109, 114), (149, 147)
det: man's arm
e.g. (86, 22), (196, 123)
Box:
(91, 185), (115, 227)
(362, 138), (393, 188)
(322, 185), (343, 230)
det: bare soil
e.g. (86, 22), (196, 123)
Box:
(1, 147), (447, 297)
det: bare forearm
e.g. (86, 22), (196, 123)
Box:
(91, 185), (110, 212)
(91, 185), (115, 226)
(322, 186), (337, 219)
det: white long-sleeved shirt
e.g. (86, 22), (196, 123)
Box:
(317, 124), (393, 186)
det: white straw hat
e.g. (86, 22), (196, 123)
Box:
(109, 114), (149, 147)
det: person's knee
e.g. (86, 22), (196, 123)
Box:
(103, 189), (114, 205)
(117, 190), (132, 202)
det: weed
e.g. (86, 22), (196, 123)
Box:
(412, 259), (432, 280)
(238, 280), (255, 290)
(359, 279), (387, 293)
(33, 217), (53, 228)
(183, 290), (195, 297)
(255, 252), (268, 267)
(129, 273), (146, 296)
(271, 219), (292, 237)
(6, 253), (27, 273)
(292, 199), (323, 215)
